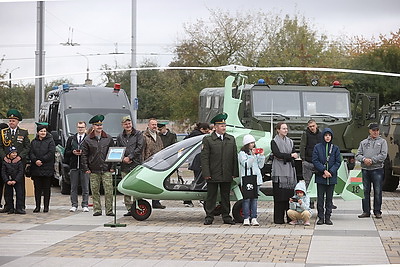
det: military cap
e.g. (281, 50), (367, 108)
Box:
(89, 114), (105, 125)
(35, 122), (49, 132)
(7, 109), (22, 121)
(210, 113), (228, 124)
(368, 122), (379, 130)
(121, 115), (131, 123)
(157, 122), (168, 128)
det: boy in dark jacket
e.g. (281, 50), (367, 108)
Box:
(1, 146), (25, 214)
(312, 128), (341, 225)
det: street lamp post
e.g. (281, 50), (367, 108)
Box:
(77, 52), (92, 85)
(9, 67), (20, 88)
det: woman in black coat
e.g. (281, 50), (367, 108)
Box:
(30, 124), (55, 213)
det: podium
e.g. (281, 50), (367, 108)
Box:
(104, 147), (126, 228)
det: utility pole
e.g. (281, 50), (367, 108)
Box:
(131, 0), (138, 126)
(77, 53), (92, 85)
(35, 1), (45, 121)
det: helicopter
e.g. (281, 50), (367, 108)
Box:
(2, 64), (398, 222)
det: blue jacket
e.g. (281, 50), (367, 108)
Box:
(312, 128), (341, 185)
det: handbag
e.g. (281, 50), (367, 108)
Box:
(241, 163), (258, 199)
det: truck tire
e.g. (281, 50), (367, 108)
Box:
(383, 157), (399, 192)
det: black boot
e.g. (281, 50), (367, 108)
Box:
(33, 207), (40, 213)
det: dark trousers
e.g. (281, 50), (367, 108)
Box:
(33, 176), (52, 209)
(4, 182), (24, 211)
(361, 168), (384, 215)
(317, 183), (335, 219)
(0, 179), (4, 206)
(205, 182), (232, 222)
(273, 200), (290, 224)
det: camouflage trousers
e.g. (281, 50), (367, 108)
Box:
(90, 172), (113, 214)
(122, 171), (133, 211)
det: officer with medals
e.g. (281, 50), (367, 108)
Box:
(0, 109), (30, 213)
(201, 113), (239, 225)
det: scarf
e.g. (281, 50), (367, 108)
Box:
(272, 134), (297, 189)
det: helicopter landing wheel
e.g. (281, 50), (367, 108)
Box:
(131, 199), (152, 221)
(232, 199), (244, 223)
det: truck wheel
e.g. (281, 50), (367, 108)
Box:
(383, 157), (399, 192)
(131, 199), (152, 221)
(232, 199), (244, 223)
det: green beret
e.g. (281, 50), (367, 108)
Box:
(7, 109), (22, 121)
(89, 114), (105, 125)
(35, 122), (49, 126)
(210, 113), (227, 124)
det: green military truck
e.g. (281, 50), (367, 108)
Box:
(379, 101), (400, 191)
(39, 83), (133, 194)
(199, 80), (379, 175)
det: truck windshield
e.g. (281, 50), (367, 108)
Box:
(303, 92), (350, 118)
(65, 110), (131, 137)
(252, 90), (350, 118)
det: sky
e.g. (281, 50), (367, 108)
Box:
(0, 0), (399, 85)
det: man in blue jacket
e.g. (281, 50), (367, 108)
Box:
(312, 128), (341, 225)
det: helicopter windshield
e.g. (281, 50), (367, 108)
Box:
(143, 135), (204, 171)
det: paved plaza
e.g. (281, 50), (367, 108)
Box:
(0, 185), (400, 266)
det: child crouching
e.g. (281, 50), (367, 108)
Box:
(287, 181), (312, 226)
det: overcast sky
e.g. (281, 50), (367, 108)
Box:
(0, 0), (399, 85)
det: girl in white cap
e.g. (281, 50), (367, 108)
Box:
(238, 134), (265, 226)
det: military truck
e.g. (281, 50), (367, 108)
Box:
(379, 101), (400, 191)
(199, 80), (379, 174)
(39, 83), (133, 194)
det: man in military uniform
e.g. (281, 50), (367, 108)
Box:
(0, 109), (30, 213)
(81, 115), (115, 216)
(201, 113), (239, 225)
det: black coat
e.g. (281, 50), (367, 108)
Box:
(2, 159), (23, 183)
(64, 133), (87, 169)
(30, 133), (56, 177)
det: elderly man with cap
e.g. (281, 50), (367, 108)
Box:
(158, 122), (177, 148)
(201, 113), (239, 225)
(0, 109), (30, 213)
(116, 115), (144, 216)
(356, 122), (388, 219)
(81, 115), (115, 216)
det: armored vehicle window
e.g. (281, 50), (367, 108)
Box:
(206, 96), (212, 108)
(252, 91), (301, 116)
(214, 96), (220, 109)
(143, 135), (204, 171)
(303, 92), (350, 118)
(392, 118), (400, 124)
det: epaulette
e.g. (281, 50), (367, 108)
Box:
(19, 127), (27, 131)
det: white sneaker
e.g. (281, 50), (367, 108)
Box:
(251, 218), (259, 226)
(243, 218), (250, 226)
(69, 207), (77, 212)
(82, 207), (89, 212)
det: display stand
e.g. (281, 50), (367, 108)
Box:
(104, 147), (127, 228)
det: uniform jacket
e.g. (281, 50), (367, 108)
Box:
(142, 128), (163, 161)
(116, 128), (144, 173)
(159, 129), (177, 148)
(238, 150), (265, 185)
(289, 181), (312, 215)
(201, 132), (239, 183)
(64, 133), (87, 169)
(300, 128), (322, 163)
(184, 129), (203, 139)
(312, 128), (341, 185)
(355, 135), (387, 170)
(0, 127), (30, 162)
(2, 159), (23, 183)
(30, 133), (56, 177)
(81, 130), (114, 173)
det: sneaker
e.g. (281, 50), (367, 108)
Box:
(358, 213), (370, 218)
(243, 218), (250, 226)
(82, 207), (90, 212)
(184, 203), (194, 207)
(70, 207), (77, 212)
(374, 213), (382, 219)
(289, 220), (298, 225)
(304, 221), (310, 226)
(251, 218), (259, 226)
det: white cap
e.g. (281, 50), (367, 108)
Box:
(243, 134), (256, 146)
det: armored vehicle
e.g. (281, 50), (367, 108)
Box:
(39, 83), (133, 194)
(199, 80), (379, 173)
(379, 101), (400, 191)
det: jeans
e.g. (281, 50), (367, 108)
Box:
(70, 169), (90, 208)
(361, 168), (384, 215)
(317, 183), (335, 219)
(242, 186), (259, 219)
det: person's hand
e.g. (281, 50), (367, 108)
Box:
(7, 181), (13, 185)
(123, 156), (132, 164)
(36, 160), (43, 167)
(364, 158), (372, 166)
(291, 153), (298, 159)
(298, 199), (303, 205)
(85, 170), (91, 174)
(73, 149), (82, 156)
(204, 176), (211, 180)
(323, 170), (331, 178)
(289, 198), (293, 203)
